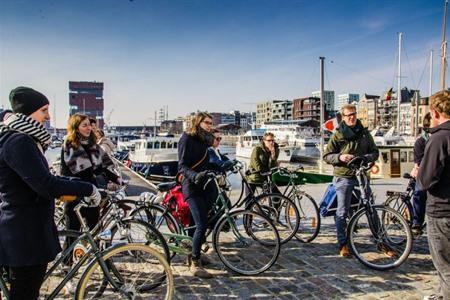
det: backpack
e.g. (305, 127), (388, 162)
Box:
(319, 183), (360, 217)
(161, 185), (191, 227)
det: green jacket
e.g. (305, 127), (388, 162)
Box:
(246, 141), (279, 184)
(323, 122), (379, 178)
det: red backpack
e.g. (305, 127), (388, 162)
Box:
(161, 185), (191, 227)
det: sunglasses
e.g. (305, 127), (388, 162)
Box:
(202, 120), (213, 125)
(265, 139), (275, 142)
(343, 112), (357, 117)
(215, 137), (222, 141)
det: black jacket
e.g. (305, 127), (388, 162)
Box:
(0, 132), (93, 267)
(417, 120), (450, 218)
(177, 132), (210, 198)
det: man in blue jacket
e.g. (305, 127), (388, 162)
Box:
(418, 90), (450, 300)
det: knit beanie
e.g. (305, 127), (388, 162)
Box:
(9, 86), (49, 116)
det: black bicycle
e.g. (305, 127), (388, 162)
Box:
(346, 157), (413, 270)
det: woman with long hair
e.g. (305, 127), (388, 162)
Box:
(178, 111), (216, 278)
(60, 113), (122, 234)
(0, 87), (100, 300)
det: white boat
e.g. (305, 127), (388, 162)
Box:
(116, 135), (141, 151)
(236, 129), (296, 162)
(128, 136), (179, 164)
(261, 123), (320, 163)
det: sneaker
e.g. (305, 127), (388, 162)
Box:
(423, 294), (443, 300)
(377, 243), (397, 258)
(339, 244), (351, 258)
(189, 259), (213, 279)
(187, 254), (213, 266)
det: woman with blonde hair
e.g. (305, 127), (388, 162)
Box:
(60, 113), (122, 234)
(178, 111), (215, 278)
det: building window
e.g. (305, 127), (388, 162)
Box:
(408, 151), (414, 163)
(400, 151), (407, 163)
(382, 152), (389, 164)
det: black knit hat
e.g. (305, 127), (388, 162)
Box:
(9, 86), (49, 116)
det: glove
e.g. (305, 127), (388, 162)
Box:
(221, 160), (234, 171)
(84, 185), (102, 207)
(116, 177), (123, 185)
(194, 170), (209, 185)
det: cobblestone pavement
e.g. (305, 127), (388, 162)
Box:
(167, 178), (439, 300)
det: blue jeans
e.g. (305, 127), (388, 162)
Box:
(412, 182), (427, 227)
(427, 216), (450, 299)
(333, 177), (359, 247)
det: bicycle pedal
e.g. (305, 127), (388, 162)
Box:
(201, 244), (210, 253)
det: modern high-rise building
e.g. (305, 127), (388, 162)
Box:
(256, 100), (292, 126)
(312, 90), (335, 112)
(69, 81), (104, 128)
(336, 93), (359, 111)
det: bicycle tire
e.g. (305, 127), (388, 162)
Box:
(348, 205), (413, 270)
(384, 195), (413, 225)
(109, 218), (171, 262)
(75, 243), (174, 300)
(246, 193), (300, 244)
(291, 190), (321, 243)
(213, 209), (280, 275)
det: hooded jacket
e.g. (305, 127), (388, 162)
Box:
(417, 120), (450, 218)
(323, 120), (379, 178)
(246, 141), (280, 184)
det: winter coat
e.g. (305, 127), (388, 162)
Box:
(417, 120), (450, 218)
(246, 141), (280, 184)
(323, 121), (379, 178)
(0, 132), (93, 267)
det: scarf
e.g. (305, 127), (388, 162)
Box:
(197, 127), (215, 146)
(339, 119), (365, 141)
(63, 137), (115, 175)
(0, 113), (51, 152)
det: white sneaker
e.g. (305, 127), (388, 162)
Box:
(423, 294), (443, 300)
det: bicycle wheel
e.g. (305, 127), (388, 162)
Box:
(75, 243), (174, 300)
(384, 195), (413, 225)
(213, 209), (280, 275)
(247, 193), (299, 244)
(348, 205), (413, 270)
(291, 190), (321, 243)
(131, 204), (181, 258)
(109, 218), (170, 262)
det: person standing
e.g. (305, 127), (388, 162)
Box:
(323, 104), (381, 258)
(178, 112), (216, 278)
(0, 87), (100, 300)
(410, 113), (432, 235)
(418, 91), (450, 300)
(60, 114), (122, 236)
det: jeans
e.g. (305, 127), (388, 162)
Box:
(186, 188), (214, 260)
(412, 182), (427, 227)
(9, 264), (47, 300)
(427, 216), (450, 299)
(333, 177), (359, 247)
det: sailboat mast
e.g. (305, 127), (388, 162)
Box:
(441, 0), (448, 91)
(430, 50), (434, 96)
(396, 32), (402, 134)
(319, 56), (325, 172)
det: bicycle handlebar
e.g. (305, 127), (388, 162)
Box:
(347, 156), (373, 171)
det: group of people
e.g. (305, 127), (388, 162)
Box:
(0, 86), (448, 300)
(0, 87), (121, 300)
(323, 96), (449, 300)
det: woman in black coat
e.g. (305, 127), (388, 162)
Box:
(60, 113), (121, 234)
(178, 112), (216, 279)
(0, 87), (99, 300)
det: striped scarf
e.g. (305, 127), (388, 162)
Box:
(0, 113), (52, 152)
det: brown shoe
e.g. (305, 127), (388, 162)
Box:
(339, 244), (351, 258)
(190, 259), (213, 279)
(377, 243), (397, 258)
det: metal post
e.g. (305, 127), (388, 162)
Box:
(414, 91), (420, 136)
(430, 50), (434, 96)
(319, 57), (325, 172)
(441, 0), (448, 91)
(397, 32), (402, 135)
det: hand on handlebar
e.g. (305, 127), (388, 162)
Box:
(82, 185), (102, 207)
(339, 154), (355, 163)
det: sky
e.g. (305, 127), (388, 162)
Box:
(0, 0), (446, 127)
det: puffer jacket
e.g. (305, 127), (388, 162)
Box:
(246, 141), (279, 184)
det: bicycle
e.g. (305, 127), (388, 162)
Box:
(345, 156), (413, 270)
(252, 166), (321, 243)
(0, 200), (174, 300)
(384, 173), (426, 235)
(130, 170), (282, 275)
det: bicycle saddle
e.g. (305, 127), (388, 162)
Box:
(157, 181), (178, 192)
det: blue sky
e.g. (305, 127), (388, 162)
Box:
(0, 0), (445, 127)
